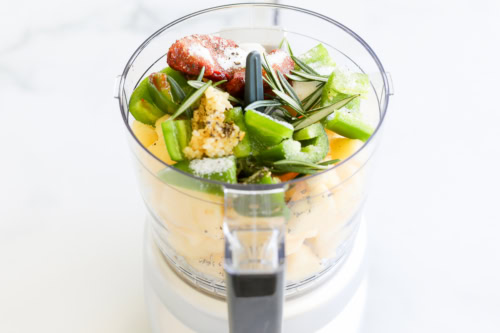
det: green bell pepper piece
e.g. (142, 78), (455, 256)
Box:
(297, 44), (336, 75)
(129, 67), (190, 125)
(321, 71), (362, 110)
(174, 156), (237, 183)
(161, 119), (192, 161)
(129, 81), (165, 125)
(258, 139), (301, 161)
(321, 71), (372, 140)
(293, 123), (324, 141)
(324, 110), (374, 142)
(148, 73), (179, 114)
(245, 109), (294, 147)
(225, 107), (252, 157)
(259, 127), (329, 163)
(157, 156), (237, 196)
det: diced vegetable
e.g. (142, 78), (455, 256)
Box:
(129, 67), (190, 125)
(293, 123), (324, 141)
(323, 110), (374, 142)
(245, 109), (294, 147)
(148, 73), (178, 114)
(258, 127), (329, 163)
(225, 107), (252, 157)
(176, 156), (237, 183)
(329, 69), (370, 96)
(258, 139), (301, 161)
(161, 119), (192, 161)
(129, 82), (165, 125)
(298, 129), (330, 163)
(157, 156), (237, 196)
(297, 44), (336, 75)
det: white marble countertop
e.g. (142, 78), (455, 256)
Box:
(1, 0), (499, 332)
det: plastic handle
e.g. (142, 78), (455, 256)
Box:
(244, 51), (264, 108)
(223, 187), (286, 333)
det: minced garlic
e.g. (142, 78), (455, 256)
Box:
(183, 86), (244, 159)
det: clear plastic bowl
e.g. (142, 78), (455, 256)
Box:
(117, 3), (391, 298)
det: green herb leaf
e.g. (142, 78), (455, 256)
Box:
(245, 100), (281, 111)
(278, 37), (294, 57)
(166, 75), (186, 103)
(196, 66), (205, 81)
(263, 53), (283, 92)
(170, 80), (212, 120)
(290, 70), (329, 82)
(293, 94), (360, 130)
(187, 80), (206, 89)
(302, 83), (325, 111)
(241, 168), (272, 184)
(286, 39), (294, 57)
(274, 159), (328, 170)
(272, 89), (306, 116)
(262, 75), (276, 89)
(318, 159), (341, 166)
(213, 79), (227, 87)
(187, 80), (242, 105)
(270, 166), (319, 175)
(286, 73), (310, 82)
(227, 95), (243, 105)
(277, 70), (303, 111)
(291, 55), (319, 75)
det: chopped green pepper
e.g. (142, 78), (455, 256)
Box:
(129, 67), (190, 125)
(293, 123), (324, 141)
(225, 107), (252, 157)
(258, 127), (329, 163)
(129, 82), (165, 125)
(161, 119), (192, 161)
(174, 156), (237, 184)
(323, 110), (374, 142)
(157, 156), (237, 196)
(147, 73), (179, 114)
(245, 109), (294, 147)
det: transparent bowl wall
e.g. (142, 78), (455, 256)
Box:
(118, 4), (390, 298)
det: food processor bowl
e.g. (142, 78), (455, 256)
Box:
(117, 3), (391, 331)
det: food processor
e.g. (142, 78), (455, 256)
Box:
(116, 3), (392, 332)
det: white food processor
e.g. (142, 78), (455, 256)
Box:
(116, 3), (391, 332)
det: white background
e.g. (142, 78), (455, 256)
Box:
(1, 0), (499, 332)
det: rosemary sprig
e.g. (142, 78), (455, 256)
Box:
(290, 70), (329, 82)
(187, 80), (243, 105)
(245, 99), (282, 111)
(270, 158), (340, 175)
(293, 94), (360, 131)
(166, 75), (186, 103)
(213, 79), (227, 87)
(278, 37), (294, 57)
(302, 83), (325, 111)
(286, 73), (310, 82)
(274, 106), (297, 122)
(261, 53), (306, 117)
(262, 53), (283, 91)
(277, 71), (302, 110)
(272, 90), (306, 116)
(170, 80), (212, 120)
(318, 159), (341, 166)
(291, 55), (319, 75)
(196, 66), (205, 81)
(274, 160), (328, 170)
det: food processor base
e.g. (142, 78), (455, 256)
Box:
(144, 220), (368, 333)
